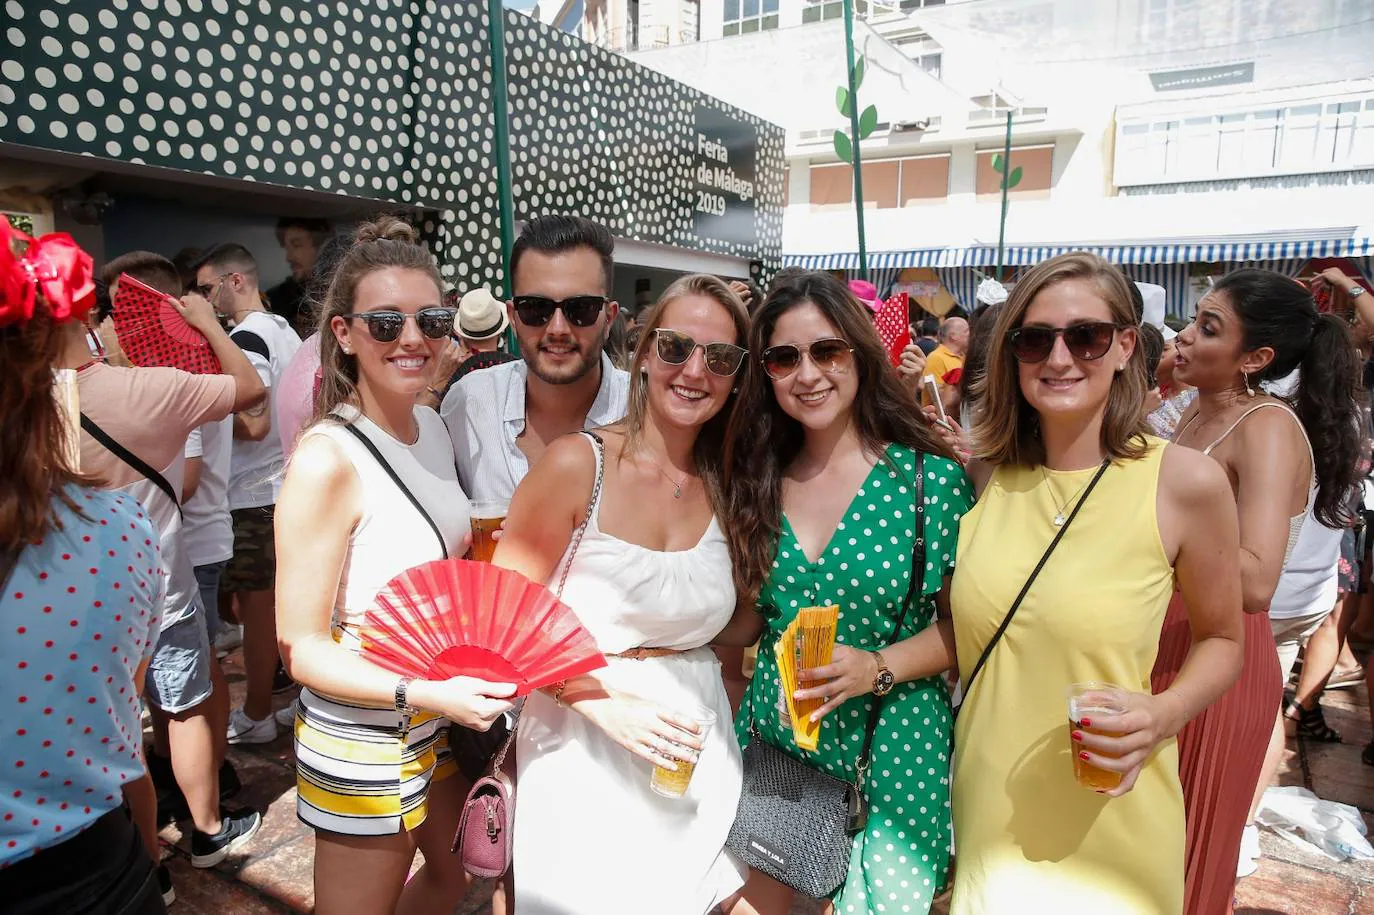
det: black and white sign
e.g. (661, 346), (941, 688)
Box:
(693, 105), (757, 248)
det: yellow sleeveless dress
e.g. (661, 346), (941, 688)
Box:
(949, 437), (1183, 914)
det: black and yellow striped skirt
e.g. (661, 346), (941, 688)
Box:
(293, 687), (457, 836)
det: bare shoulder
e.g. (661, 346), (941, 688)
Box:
(966, 457), (995, 495)
(1229, 399), (1306, 452)
(281, 431), (359, 500)
(1159, 441), (1231, 507)
(527, 431), (599, 491)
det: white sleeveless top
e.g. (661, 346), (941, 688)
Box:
(300, 405), (471, 638)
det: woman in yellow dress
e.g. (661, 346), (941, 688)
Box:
(949, 253), (1245, 914)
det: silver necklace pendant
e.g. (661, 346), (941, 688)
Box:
(673, 483), (682, 499)
(1053, 512), (1067, 527)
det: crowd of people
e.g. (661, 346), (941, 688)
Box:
(1, 210), (1371, 915)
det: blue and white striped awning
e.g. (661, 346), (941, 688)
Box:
(783, 237), (1374, 270)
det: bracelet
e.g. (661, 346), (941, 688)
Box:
(551, 681), (568, 706)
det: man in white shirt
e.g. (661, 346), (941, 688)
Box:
(194, 244), (303, 744)
(442, 215), (630, 503)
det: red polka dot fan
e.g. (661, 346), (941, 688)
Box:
(361, 559), (606, 695)
(873, 292), (911, 367)
(111, 274), (222, 375)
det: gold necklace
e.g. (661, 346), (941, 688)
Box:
(1042, 466), (1097, 527)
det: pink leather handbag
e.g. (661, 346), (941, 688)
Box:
(452, 730), (515, 878)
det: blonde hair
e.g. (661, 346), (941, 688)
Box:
(309, 215), (442, 428)
(620, 274), (750, 514)
(972, 252), (1149, 467)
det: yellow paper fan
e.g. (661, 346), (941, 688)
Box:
(774, 605), (839, 752)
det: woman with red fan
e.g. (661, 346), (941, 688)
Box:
(494, 274), (751, 915)
(273, 216), (515, 915)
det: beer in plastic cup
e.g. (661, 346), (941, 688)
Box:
(469, 500), (509, 563)
(1067, 681), (1127, 791)
(650, 704), (717, 799)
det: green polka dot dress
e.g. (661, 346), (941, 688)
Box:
(735, 445), (974, 915)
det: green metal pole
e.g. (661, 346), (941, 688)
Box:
(842, 0), (868, 281)
(488, 0), (519, 353)
(995, 109), (1013, 281)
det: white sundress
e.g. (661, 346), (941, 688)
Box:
(512, 433), (746, 915)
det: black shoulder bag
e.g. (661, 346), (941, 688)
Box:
(726, 454), (924, 899)
(79, 414), (182, 516)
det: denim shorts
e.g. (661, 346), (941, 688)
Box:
(144, 605), (214, 714)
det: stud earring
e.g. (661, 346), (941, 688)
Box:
(1244, 372), (1255, 397)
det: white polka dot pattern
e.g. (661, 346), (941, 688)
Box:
(737, 447), (975, 914)
(1, 2), (785, 290)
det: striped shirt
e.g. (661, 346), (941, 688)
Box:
(439, 353), (630, 503)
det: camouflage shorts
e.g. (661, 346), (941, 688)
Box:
(223, 505), (276, 593)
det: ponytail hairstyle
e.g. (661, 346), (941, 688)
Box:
(308, 215), (442, 428)
(1213, 269), (1361, 527)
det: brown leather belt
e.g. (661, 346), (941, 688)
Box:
(608, 647), (685, 660)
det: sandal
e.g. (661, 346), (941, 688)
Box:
(1325, 664), (1366, 690)
(1293, 702), (1342, 743)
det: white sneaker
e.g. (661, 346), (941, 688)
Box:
(226, 706), (277, 745)
(273, 699), (299, 730)
(1237, 823), (1260, 878)
(215, 624), (243, 657)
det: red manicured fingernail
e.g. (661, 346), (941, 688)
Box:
(1080, 717), (1092, 727)
(1071, 731), (1083, 742)
(1079, 751), (1091, 761)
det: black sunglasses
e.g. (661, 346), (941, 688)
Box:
(512, 295), (607, 328)
(1006, 322), (1121, 363)
(653, 329), (747, 377)
(761, 337), (854, 381)
(341, 307), (457, 343)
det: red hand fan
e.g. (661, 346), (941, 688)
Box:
(362, 559), (606, 695)
(112, 274), (222, 375)
(874, 292), (911, 367)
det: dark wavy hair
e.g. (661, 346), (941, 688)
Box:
(1213, 269), (1361, 528)
(722, 271), (954, 608)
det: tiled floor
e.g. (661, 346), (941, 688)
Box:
(159, 652), (1373, 914)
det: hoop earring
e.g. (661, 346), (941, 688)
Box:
(1243, 372), (1255, 397)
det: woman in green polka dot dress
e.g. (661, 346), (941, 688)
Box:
(717, 272), (971, 915)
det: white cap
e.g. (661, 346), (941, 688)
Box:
(1136, 282), (1175, 341)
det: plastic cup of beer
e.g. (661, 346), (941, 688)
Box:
(1067, 681), (1127, 791)
(650, 705), (717, 799)
(468, 500), (509, 563)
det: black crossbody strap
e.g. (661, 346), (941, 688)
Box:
(342, 422), (448, 559)
(961, 458), (1111, 701)
(855, 452), (924, 782)
(79, 414), (181, 516)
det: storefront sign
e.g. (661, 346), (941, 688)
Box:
(1149, 62), (1254, 92)
(693, 105), (758, 248)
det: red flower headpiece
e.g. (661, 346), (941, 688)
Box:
(0, 220), (96, 327)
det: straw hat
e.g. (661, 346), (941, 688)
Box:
(456, 287), (509, 340)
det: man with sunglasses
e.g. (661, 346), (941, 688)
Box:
(441, 215), (630, 505)
(192, 243), (302, 747)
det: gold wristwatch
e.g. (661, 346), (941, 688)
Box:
(872, 650), (895, 696)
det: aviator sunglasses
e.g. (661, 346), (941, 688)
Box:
(761, 337), (855, 381)
(653, 328), (747, 377)
(341, 307), (458, 343)
(1006, 321), (1122, 363)
(512, 295), (608, 328)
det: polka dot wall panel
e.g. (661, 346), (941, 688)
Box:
(503, 11), (785, 281)
(0, 1), (783, 288)
(0, 0), (503, 285)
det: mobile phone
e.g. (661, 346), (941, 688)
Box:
(921, 374), (949, 426)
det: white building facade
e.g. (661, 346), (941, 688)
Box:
(631, 0), (1374, 318)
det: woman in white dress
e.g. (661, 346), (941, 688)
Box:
(495, 274), (751, 914)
